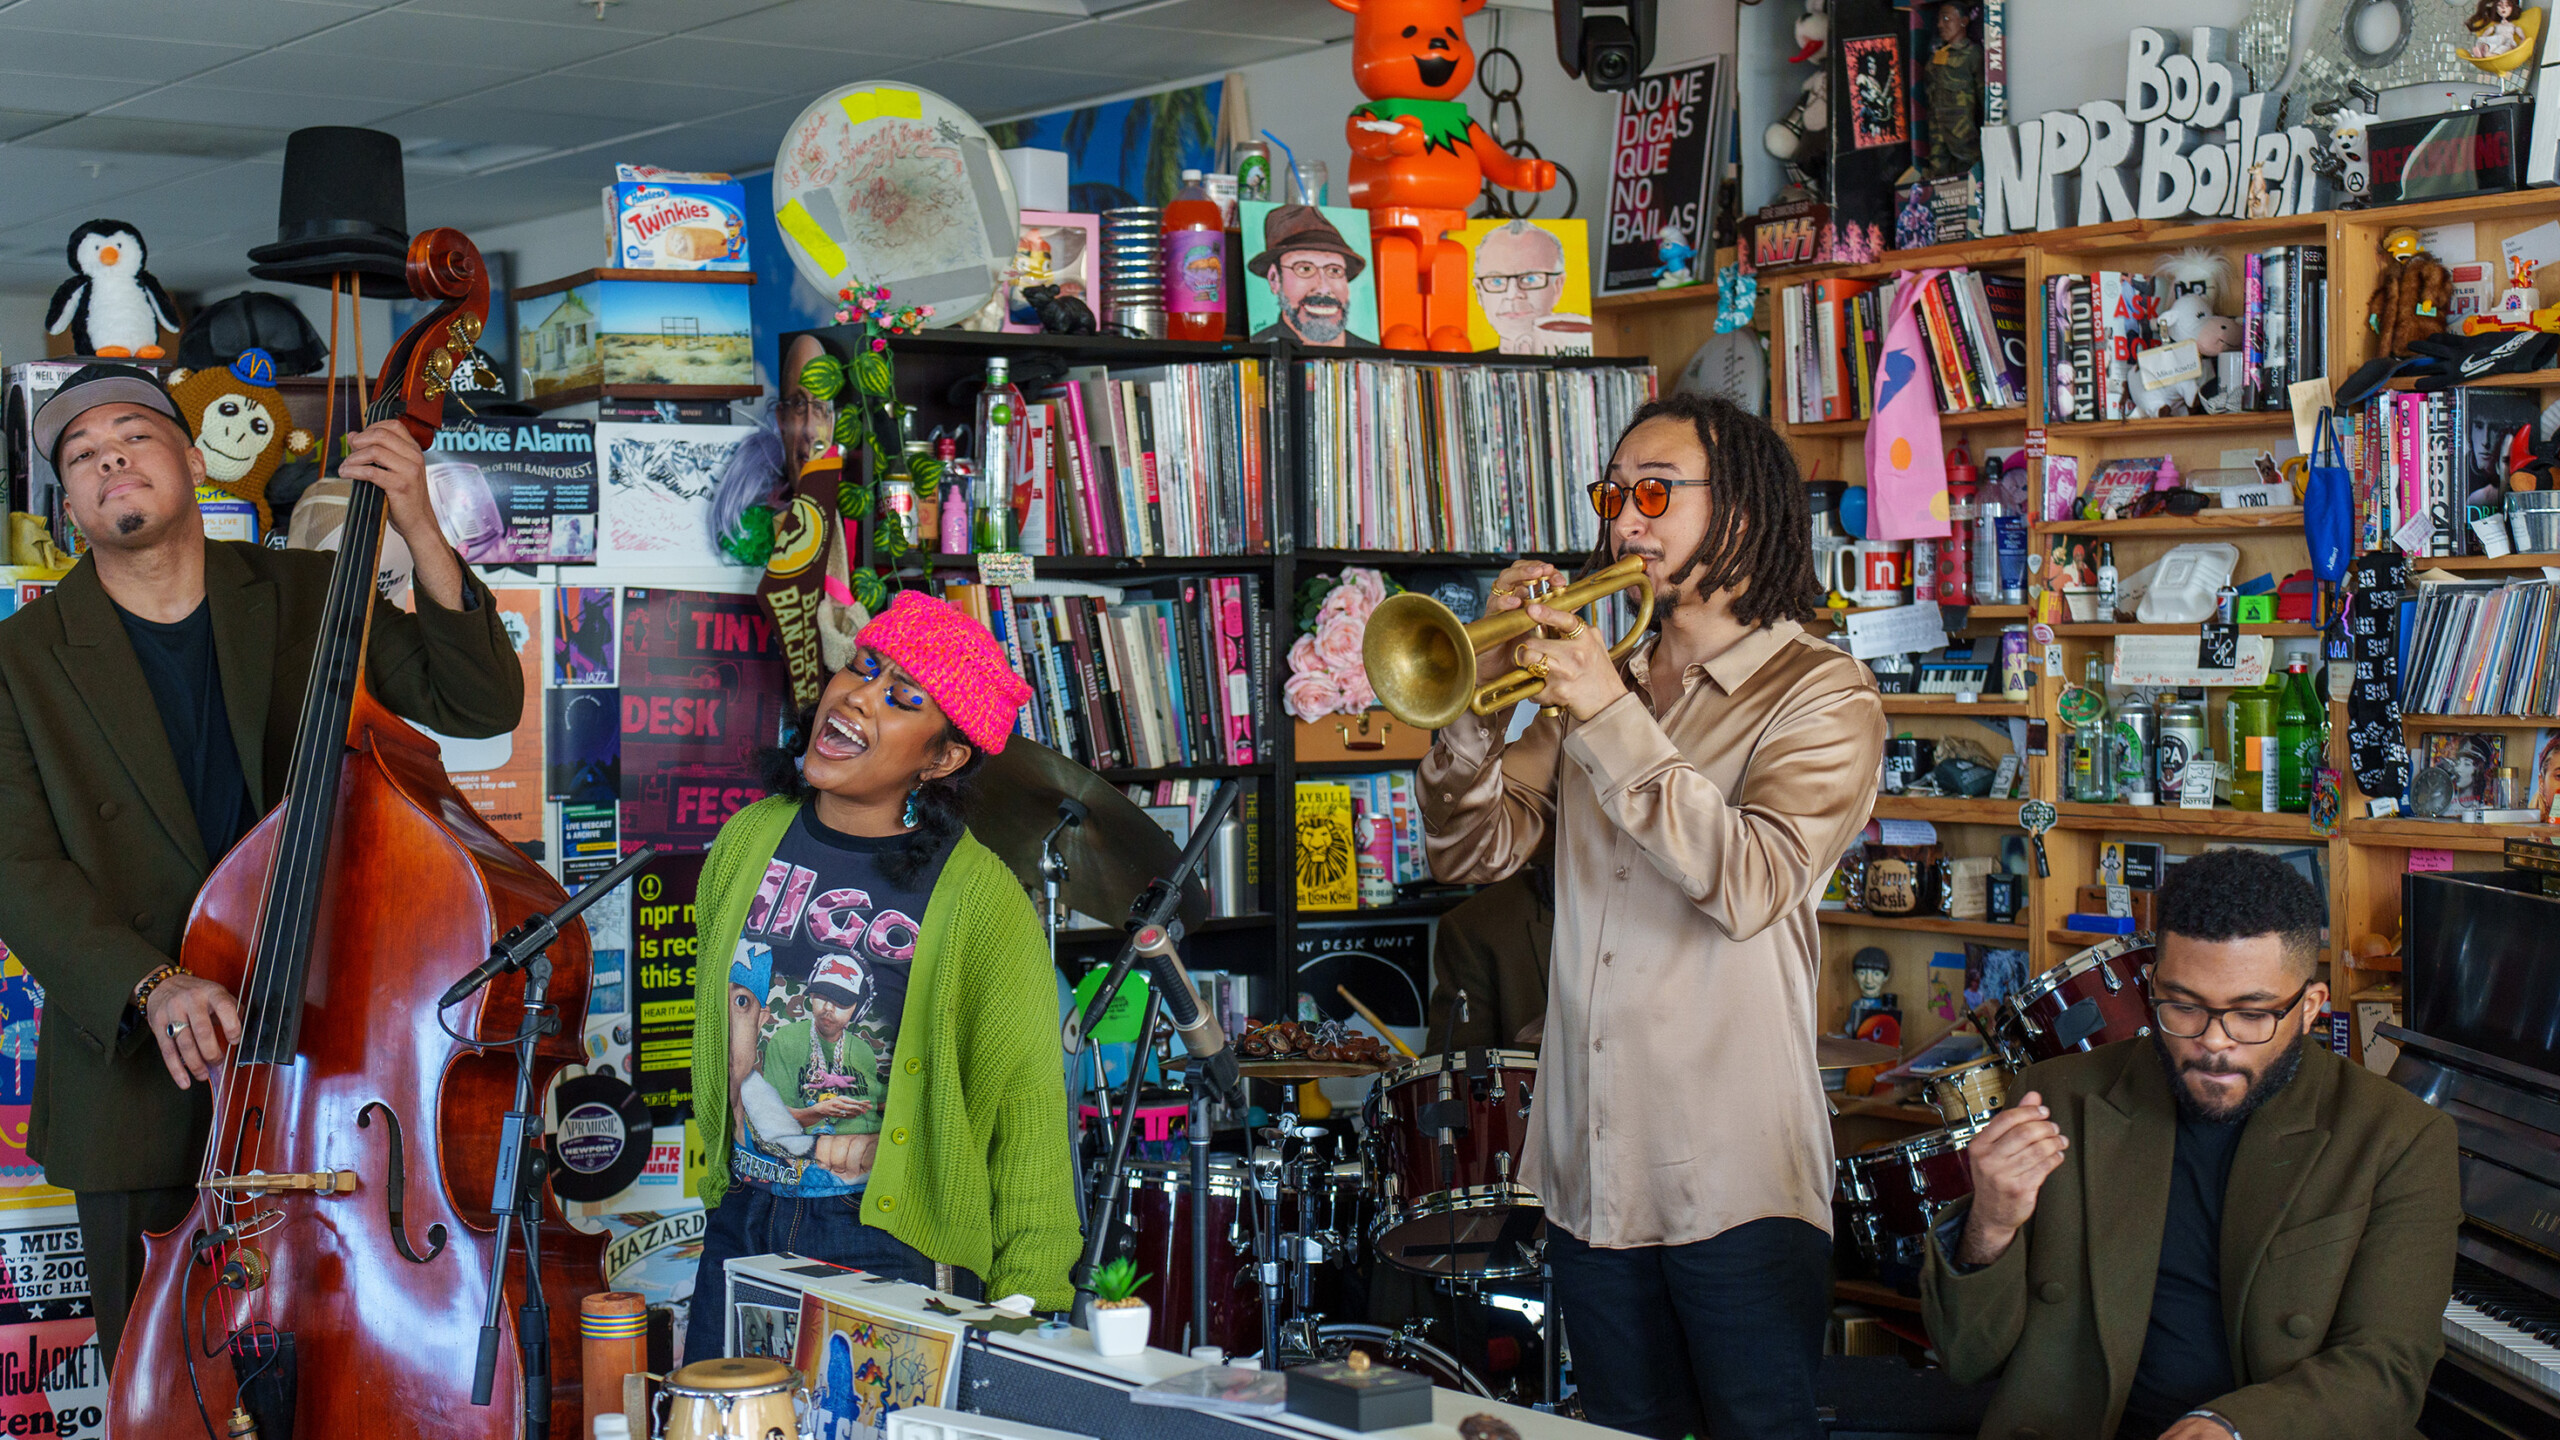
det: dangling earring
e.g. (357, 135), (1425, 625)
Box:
(902, 786), (922, 828)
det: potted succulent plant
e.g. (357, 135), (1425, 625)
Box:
(1085, 1256), (1153, 1357)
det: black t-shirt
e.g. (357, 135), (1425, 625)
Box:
(117, 599), (255, 863)
(725, 805), (950, 1198)
(2122, 1111), (2247, 1437)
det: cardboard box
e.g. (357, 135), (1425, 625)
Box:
(603, 177), (750, 271)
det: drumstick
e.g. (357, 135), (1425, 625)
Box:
(1335, 986), (1417, 1058)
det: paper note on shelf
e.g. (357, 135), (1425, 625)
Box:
(1843, 602), (1949, 661)
(1877, 819), (1941, 847)
(2111, 635), (2271, 689)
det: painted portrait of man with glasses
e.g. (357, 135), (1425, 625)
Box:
(1470, 218), (1592, 355)
(1245, 204), (1375, 348)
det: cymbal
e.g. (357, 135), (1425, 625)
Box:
(1816, 1036), (1903, 1070)
(964, 737), (1209, 929)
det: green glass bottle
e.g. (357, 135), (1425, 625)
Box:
(2276, 658), (2321, 812)
(2226, 671), (2282, 813)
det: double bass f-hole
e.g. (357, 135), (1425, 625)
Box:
(358, 1102), (448, 1265)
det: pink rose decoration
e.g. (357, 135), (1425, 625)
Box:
(1288, 632), (1322, 675)
(1344, 568), (1388, 605)
(1313, 611), (1366, 673)
(1339, 670), (1378, 713)
(1284, 669), (1346, 723)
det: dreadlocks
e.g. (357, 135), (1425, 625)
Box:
(1582, 391), (1823, 628)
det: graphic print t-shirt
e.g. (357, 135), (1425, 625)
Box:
(726, 807), (947, 1197)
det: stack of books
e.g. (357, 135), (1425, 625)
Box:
(1023, 360), (1272, 558)
(2039, 248), (2324, 422)
(1783, 267), (2027, 424)
(942, 573), (1271, 769)
(2346, 386), (2540, 558)
(1293, 772), (1430, 911)
(2398, 580), (2558, 717)
(1299, 360), (1655, 554)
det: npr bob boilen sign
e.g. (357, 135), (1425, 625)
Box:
(1978, 27), (2327, 236)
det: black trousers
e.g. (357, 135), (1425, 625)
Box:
(1548, 1217), (1831, 1440)
(76, 1185), (196, 1373)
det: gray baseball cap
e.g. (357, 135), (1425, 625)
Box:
(32, 363), (184, 470)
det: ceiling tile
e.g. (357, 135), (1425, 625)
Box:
(15, 116), (294, 161)
(0, 109), (75, 143)
(971, 23), (1309, 77)
(97, 83), (406, 129)
(279, 9), (655, 71)
(0, 0), (371, 48)
(193, 49), (520, 102)
(376, 104), (636, 151)
(0, 30), (256, 84)
(468, 73), (768, 123)
(559, 36), (881, 95)
(697, 0), (1065, 56)
(405, 0), (785, 34)
(0, 72), (155, 113)
(898, 59), (1145, 117)
(1119, 0), (1356, 44)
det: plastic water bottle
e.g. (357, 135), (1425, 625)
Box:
(1163, 169), (1227, 341)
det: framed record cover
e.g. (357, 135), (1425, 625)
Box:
(1599, 56), (1730, 295)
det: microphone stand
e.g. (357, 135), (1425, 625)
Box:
(443, 848), (657, 1434)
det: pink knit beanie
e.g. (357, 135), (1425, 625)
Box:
(852, 590), (1031, 754)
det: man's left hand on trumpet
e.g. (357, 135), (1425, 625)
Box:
(1513, 599), (1627, 721)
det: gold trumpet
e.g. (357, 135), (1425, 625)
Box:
(1362, 555), (1655, 729)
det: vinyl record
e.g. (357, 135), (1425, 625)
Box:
(548, 1071), (653, 1203)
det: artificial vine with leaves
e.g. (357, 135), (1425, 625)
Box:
(791, 281), (939, 608)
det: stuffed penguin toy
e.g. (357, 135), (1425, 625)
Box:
(166, 349), (313, 542)
(46, 219), (181, 358)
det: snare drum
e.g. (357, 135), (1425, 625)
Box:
(1834, 1127), (1978, 1277)
(1365, 1050), (1542, 1278)
(1922, 1055), (2011, 1130)
(1994, 936), (2155, 1069)
(658, 1356), (807, 1440)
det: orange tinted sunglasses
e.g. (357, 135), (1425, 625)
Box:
(1587, 477), (1710, 518)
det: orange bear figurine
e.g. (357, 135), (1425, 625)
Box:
(1336, 0), (1557, 351)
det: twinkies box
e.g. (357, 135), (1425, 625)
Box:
(603, 178), (751, 271)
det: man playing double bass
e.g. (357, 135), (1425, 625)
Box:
(0, 364), (522, 1366)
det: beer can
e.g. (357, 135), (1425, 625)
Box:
(879, 476), (919, 549)
(2112, 692), (2156, 806)
(1999, 624), (2032, 700)
(1994, 513), (2029, 603)
(1233, 142), (1272, 201)
(2157, 699), (2207, 800)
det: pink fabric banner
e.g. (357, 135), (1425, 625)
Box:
(1862, 270), (1952, 541)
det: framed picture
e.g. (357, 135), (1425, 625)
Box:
(1239, 201), (1379, 348)
(1461, 217), (1593, 355)
(594, 421), (758, 570)
(1598, 56), (1729, 294)
(1003, 210), (1098, 333)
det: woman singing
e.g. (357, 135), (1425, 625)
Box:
(681, 591), (1074, 1363)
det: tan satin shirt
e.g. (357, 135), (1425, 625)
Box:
(1418, 619), (1885, 1249)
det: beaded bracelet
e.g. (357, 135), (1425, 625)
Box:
(132, 963), (187, 1013)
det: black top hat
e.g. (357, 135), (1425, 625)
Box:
(246, 128), (412, 289)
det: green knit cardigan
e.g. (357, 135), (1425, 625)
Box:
(689, 796), (1079, 1310)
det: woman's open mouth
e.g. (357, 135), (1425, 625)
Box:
(811, 712), (870, 761)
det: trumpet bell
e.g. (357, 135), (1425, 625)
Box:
(1363, 592), (1478, 732)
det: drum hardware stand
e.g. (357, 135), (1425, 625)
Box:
(1073, 984), (1166, 1326)
(438, 847), (652, 1440)
(1538, 1253), (1559, 1412)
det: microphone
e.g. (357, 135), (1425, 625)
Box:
(1129, 922), (1244, 1107)
(440, 846), (657, 1009)
(1063, 780), (1243, 1053)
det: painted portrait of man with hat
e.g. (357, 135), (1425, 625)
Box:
(1245, 204), (1376, 347)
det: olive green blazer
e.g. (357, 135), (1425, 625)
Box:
(1921, 1037), (2463, 1440)
(0, 540), (519, 1192)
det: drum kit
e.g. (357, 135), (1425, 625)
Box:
(1831, 934), (2157, 1283)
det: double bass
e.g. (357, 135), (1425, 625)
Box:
(110, 230), (604, 1439)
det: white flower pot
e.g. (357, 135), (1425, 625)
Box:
(1088, 1301), (1152, 1357)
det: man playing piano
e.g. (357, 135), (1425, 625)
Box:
(1923, 847), (2462, 1440)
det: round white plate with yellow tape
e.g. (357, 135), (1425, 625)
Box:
(771, 81), (1019, 324)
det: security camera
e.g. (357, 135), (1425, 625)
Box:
(1554, 0), (1657, 92)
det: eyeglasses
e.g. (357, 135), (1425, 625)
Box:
(2143, 971), (2313, 1045)
(1475, 271), (1564, 294)
(777, 394), (831, 419)
(1587, 477), (1710, 519)
(2130, 488), (2209, 518)
(1281, 261), (1349, 282)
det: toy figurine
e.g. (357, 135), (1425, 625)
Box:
(1846, 946), (1901, 1039)
(2369, 226), (2453, 358)
(2147, 248), (2243, 414)
(2460, 0), (2544, 90)
(1337, 0), (1557, 351)
(1921, 2), (1982, 180)
(45, 219), (181, 358)
(1653, 222), (1696, 288)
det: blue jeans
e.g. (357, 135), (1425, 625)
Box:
(681, 1184), (975, 1366)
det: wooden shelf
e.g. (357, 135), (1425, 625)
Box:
(2413, 552), (2560, 572)
(1818, 911), (2030, 941)
(2053, 803), (2319, 839)
(932, 553), (1280, 576)
(1879, 697), (2033, 717)
(2037, 508), (2304, 536)
(2333, 186), (2560, 229)
(1871, 795), (2027, 823)
(1292, 549), (1584, 570)
(1096, 762), (1273, 783)
(2342, 818), (2560, 852)
(2046, 410), (2299, 438)
(2397, 713), (2560, 730)
(2045, 927), (2142, 948)
(2052, 621), (2319, 637)
(2038, 211), (2331, 256)
(2389, 367), (2560, 392)
(1814, 603), (2031, 625)
(1788, 406), (2026, 437)
(1592, 283), (1718, 313)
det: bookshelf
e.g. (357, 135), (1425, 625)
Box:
(1600, 193), (2560, 1083)
(790, 323), (1658, 1042)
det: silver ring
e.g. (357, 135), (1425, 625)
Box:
(167, 1021), (188, 1036)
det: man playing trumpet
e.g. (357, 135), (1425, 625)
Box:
(1417, 392), (1886, 1440)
